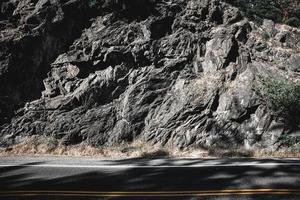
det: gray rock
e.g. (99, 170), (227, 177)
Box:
(1, 0), (300, 151)
(287, 55), (300, 72)
(202, 29), (238, 73)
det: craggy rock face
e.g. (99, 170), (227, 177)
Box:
(0, 0), (300, 150)
(0, 0), (97, 124)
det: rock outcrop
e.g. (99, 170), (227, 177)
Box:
(1, 0), (300, 151)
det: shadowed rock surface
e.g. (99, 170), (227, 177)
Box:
(1, 0), (300, 151)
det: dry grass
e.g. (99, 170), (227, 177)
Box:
(253, 149), (300, 158)
(207, 148), (300, 158)
(1, 136), (300, 158)
(0, 136), (208, 158)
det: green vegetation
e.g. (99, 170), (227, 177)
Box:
(88, 0), (98, 8)
(258, 77), (300, 128)
(278, 134), (300, 147)
(226, 0), (300, 27)
(33, 135), (58, 151)
(285, 17), (300, 27)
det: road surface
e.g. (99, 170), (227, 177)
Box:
(0, 156), (300, 199)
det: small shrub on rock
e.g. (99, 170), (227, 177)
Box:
(285, 17), (300, 27)
(226, 0), (300, 27)
(88, 0), (98, 8)
(258, 77), (300, 129)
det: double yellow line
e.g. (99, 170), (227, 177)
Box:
(1, 189), (300, 197)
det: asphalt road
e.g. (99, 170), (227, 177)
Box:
(0, 156), (300, 200)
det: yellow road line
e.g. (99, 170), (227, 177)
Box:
(0, 189), (300, 197)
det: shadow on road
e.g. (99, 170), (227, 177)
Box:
(0, 158), (300, 200)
